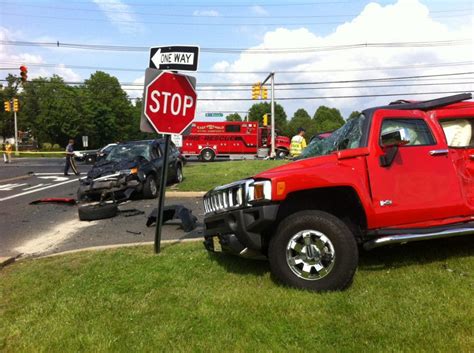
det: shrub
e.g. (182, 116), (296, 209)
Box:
(52, 144), (61, 151)
(41, 142), (52, 150)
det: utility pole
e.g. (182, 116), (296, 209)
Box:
(13, 98), (19, 156)
(260, 72), (276, 157)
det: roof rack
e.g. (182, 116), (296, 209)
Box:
(385, 93), (472, 111)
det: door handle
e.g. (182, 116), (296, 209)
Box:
(429, 149), (449, 156)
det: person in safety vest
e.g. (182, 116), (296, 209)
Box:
(4, 141), (13, 163)
(64, 139), (80, 176)
(290, 127), (307, 157)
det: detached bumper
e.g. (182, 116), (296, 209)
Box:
(203, 204), (279, 254)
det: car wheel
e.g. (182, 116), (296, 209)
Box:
(78, 202), (118, 221)
(268, 210), (358, 292)
(200, 149), (215, 162)
(174, 164), (184, 183)
(276, 149), (288, 159)
(142, 174), (158, 199)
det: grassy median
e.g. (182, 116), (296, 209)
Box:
(174, 160), (288, 191)
(1, 239), (473, 352)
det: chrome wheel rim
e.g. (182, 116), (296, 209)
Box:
(203, 151), (212, 160)
(286, 230), (336, 281)
(150, 178), (157, 195)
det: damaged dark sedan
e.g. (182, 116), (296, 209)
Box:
(77, 139), (184, 203)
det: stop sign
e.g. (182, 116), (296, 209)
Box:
(144, 71), (197, 135)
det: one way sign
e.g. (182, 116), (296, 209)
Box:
(149, 45), (200, 72)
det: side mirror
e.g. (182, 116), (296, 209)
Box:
(379, 129), (409, 167)
(380, 129), (410, 148)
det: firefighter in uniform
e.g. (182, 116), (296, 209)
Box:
(290, 127), (307, 157)
(64, 139), (80, 176)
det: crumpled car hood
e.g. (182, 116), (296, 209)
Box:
(86, 159), (139, 179)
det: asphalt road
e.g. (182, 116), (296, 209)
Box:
(0, 158), (205, 258)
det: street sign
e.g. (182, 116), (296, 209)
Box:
(141, 69), (197, 135)
(171, 134), (183, 147)
(149, 45), (199, 72)
(82, 135), (88, 148)
(205, 112), (224, 118)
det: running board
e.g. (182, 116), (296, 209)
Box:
(363, 228), (474, 250)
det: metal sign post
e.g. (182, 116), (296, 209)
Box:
(154, 134), (170, 253)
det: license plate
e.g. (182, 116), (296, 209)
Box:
(213, 236), (222, 252)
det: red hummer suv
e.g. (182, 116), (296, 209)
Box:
(203, 93), (474, 291)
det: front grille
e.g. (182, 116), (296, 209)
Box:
(204, 181), (248, 214)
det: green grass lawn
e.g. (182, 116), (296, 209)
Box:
(1, 238), (473, 352)
(174, 160), (288, 191)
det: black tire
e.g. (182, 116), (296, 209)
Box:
(268, 210), (358, 292)
(200, 149), (215, 162)
(78, 203), (118, 221)
(142, 174), (158, 199)
(276, 149), (288, 159)
(173, 164), (184, 183)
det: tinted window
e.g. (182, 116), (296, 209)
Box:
(380, 119), (435, 146)
(225, 125), (241, 133)
(440, 118), (474, 148)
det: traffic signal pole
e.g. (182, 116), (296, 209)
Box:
(13, 110), (18, 156)
(261, 72), (276, 157)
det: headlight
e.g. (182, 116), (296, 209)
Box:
(247, 180), (272, 203)
(119, 167), (138, 175)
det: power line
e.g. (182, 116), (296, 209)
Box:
(1, 39), (471, 54)
(1, 11), (472, 27)
(1, 2), (470, 19)
(2, 60), (473, 74)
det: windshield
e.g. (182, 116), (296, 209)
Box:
(298, 115), (366, 159)
(106, 144), (151, 162)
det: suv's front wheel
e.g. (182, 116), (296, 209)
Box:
(268, 210), (358, 291)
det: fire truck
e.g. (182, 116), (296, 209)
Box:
(180, 121), (291, 161)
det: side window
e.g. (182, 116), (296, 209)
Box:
(150, 146), (161, 160)
(380, 119), (435, 146)
(440, 118), (473, 148)
(225, 125), (241, 133)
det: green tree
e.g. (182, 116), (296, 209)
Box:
(81, 71), (135, 147)
(313, 106), (345, 133)
(21, 76), (85, 147)
(226, 113), (242, 122)
(286, 108), (318, 138)
(0, 74), (21, 141)
(347, 111), (361, 121)
(248, 102), (287, 133)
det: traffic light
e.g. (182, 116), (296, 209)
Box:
(263, 114), (268, 126)
(261, 86), (268, 100)
(20, 65), (28, 83)
(4, 101), (11, 112)
(13, 98), (19, 112)
(251, 83), (261, 100)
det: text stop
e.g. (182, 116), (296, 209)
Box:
(149, 90), (194, 117)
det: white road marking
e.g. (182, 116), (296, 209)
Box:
(0, 179), (79, 202)
(22, 183), (51, 191)
(0, 183), (28, 191)
(38, 176), (69, 182)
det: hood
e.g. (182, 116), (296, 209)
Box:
(87, 158), (140, 179)
(255, 154), (337, 180)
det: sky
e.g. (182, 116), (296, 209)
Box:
(0, 0), (473, 120)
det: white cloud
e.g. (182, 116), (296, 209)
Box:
(0, 27), (82, 83)
(200, 0), (473, 119)
(93, 0), (144, 34)
(250, 5), (269, 16)
(193, 10), (220, 17)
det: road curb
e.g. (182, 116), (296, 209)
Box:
(31, 238), (203, 260)
(166, 191), (205, 197)
(0, 256), (18, 268)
